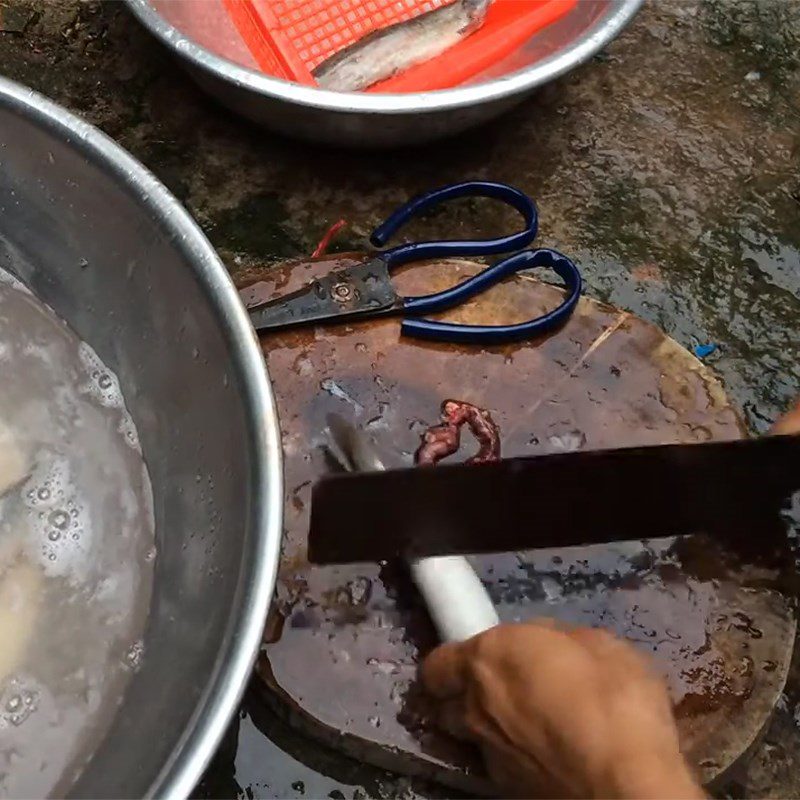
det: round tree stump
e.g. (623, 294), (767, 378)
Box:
(240, 255), (795, 794)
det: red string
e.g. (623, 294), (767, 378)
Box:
(311, 219), (347, 258)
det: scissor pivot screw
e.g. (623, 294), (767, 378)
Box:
(332, 282), (354, 302)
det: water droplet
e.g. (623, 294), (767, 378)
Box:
(6, 695), (20, 712)
(540, 575), (563, 602)
(389, 684), (404, 704)
(320, 378), (362, 411)
(367, 657), (399, 676)
(47, 530), (61, 542)
(98, 373), (113, 390)
(37, 486), (51, 501)
(548, 430), (587, 452)
(366, 402), (390, 430)
(290, 610), (312, 629)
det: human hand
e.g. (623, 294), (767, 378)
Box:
(771, 397), (800, 435)
(421, 395), (800, 798)
(421, 622), (704, 799)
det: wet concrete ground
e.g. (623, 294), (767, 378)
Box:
(0, 0), (798, 797)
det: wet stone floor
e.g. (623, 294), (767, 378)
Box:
(0, 0), (799, 796)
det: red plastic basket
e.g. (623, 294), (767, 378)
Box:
(223, 0), (577, 92)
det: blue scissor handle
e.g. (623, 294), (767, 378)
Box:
(400, 248), (582, 345)
(370, 181), (538, 270)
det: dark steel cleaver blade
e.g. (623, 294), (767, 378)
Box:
(308, 434), (800, 565)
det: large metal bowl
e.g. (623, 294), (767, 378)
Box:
(0, 77), (282, 798)
(125, 0), (643, 147)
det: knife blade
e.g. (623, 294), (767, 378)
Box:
(308, 434), (800, 565)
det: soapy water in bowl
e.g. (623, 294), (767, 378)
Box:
(0, 267), (155, 797)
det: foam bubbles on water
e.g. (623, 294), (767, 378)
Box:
(48, 509), (69, 531)
(123, 640), (145, 671)
(0, 267), (155, 797)
(0, 677), (41, 729)
(118, 415), (141, 452)
(78, 342), (124, 409)
(23, 456), (71, 511)
(22, 455), (93, 579)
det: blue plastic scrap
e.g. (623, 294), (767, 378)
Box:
(693, 344), (717, 359)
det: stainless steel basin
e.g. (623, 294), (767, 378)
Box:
(0, 77), (283, 798)
(124, 0), (643, 147)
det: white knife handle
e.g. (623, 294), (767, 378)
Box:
(325, 417), (500, 644)
(409, 555), (499, 643)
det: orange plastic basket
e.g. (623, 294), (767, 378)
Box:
(222, 0), (577, 92)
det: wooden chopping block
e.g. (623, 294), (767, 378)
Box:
(241, 255), (796, 794)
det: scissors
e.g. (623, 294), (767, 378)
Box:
(246, 180), (582, 345)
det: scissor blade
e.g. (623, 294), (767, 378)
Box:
(247, 258), (401, 333)
(248, 282), (336, 331)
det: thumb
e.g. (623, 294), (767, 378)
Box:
(421, 640), (469, 699)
